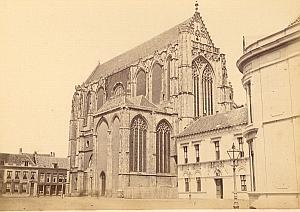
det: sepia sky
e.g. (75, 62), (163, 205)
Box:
(0, 0), (299, 157)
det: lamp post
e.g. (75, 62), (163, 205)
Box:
(227, 142), (241, 209)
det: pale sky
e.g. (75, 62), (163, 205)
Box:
(0, 0), (299, 157)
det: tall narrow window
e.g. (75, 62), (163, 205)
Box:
(97, 87), (105, 110)
(84, 92), (91, 125)
(166, 57), (171, 100)
(7, 171), (12, 179)
(183, 146), (188, 164)
(196, 177), (201, 191)
(156, 120), (171, 173)
(214, 141), (220, 160)
(195, 144), (200, 162)
(238, 137), (244, 158)
(202, 67), (214, 116)
(152, 63), (163, 104)
(15, 171), (20, 180)
(23, 171), (28, 180)
(129, 115), (147, 172)
(247, 82), (253, 123)
(248, 140), (256, 191)
(185, 178), (189, 192)
(194, 73), (200, 117)
(240, 175), (247, 191)
(136, 70), (146, 96)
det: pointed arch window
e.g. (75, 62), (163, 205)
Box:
(193, 72), (200, 117)
(84, 92), (91, 125)
(152, 63), (162, 104)
(166, 57), (171, 100)
(156, 120), (171, 173)
(97, 87), (105, 110)
(114, 83), (124, 97)
(202, 66), (214, 116)
(136, 70), (146, 96)
(129, 115), (147, 172)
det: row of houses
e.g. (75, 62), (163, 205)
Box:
(0, 149), (68, 197)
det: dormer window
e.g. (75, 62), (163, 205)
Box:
(24, 161), (29, 167)
(52, 163), (58, 169)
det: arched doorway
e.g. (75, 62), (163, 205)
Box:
(100, 171), (106, 196)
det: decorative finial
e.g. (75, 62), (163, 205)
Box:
(195, 1), (199, 13)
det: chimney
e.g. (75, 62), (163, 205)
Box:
(19, 148), (22, 154)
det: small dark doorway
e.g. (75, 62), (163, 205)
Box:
(100, 172), (106, 196)
(215, 179), (223, 199)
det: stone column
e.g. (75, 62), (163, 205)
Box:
(178, 24), (194, 131)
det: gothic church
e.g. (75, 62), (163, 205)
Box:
(68, 6), (234, 198)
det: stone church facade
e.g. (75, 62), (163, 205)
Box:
(67, 8), (234, 198)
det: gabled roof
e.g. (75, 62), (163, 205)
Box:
(289, 15), (300, 27)
(85, 19), (190, 84)
(177, 107), (248, 138)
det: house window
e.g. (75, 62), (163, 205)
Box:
(58, 174), (63, 183)
(53, 163), (58, 169)
(46, 173), (51, 183)
(0, 160), (4, 165)
(238, 137), (244, 158)
(15, 171), (20, 180)
(14, 183), (19, 192)
(40, 173), (45, 182)
(196, 177), (201, 192)
(240, 175), (247, 191)
(183, 146), (188, 164)
(214, 141), (220, 160)
(129, 115), (147, 172)
(53, 174), (57, 183)
(195, 144), (200, 162)
(22, 183), (27, 193)
(156, 120), (171, 173)
(7, 171), (12, 179)
(24, 161), (29, 166)
(6, 183), (11, 192)
(185, 178), (189, 192)
(23, 171), (28, 180)
(31, 172), (35, 180)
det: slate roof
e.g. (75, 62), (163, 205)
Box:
(177, 107), (248, 138)
(0, 153), (69, 169)
(35, 155), (69, 169)
(0, 153), (35, 166)
(97, 95), (159, 114)
(85, 18), (192, 84)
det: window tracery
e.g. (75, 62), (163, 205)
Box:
(129, 115), (147, 172)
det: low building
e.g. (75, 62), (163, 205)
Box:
(0, 149), (68, 197)
(176, 107), (250, 200)
(236, 17), (300, 208)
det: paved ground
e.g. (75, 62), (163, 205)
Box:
(0, 196), (249, 210)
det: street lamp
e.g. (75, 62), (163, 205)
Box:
(227, 142), (241, 209)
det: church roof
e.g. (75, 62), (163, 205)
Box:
(289, 15), (300, 27)
(85, 18), (192, 84)
(177, 107), (248, 138)
(97, 95), (159, 114)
